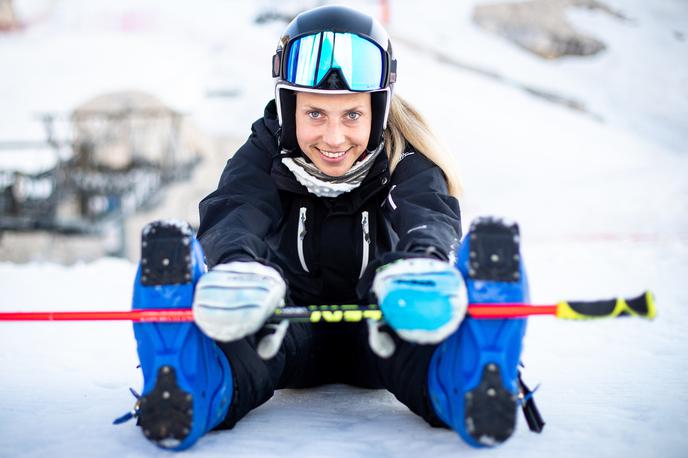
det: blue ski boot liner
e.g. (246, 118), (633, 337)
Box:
(132, 220), (233, 450)
(428, 217), (528, 447)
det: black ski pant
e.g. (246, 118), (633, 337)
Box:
(212, 321), (447, 430)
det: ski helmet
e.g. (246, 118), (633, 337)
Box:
(272, 5), (397, 152)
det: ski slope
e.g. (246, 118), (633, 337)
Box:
(1, 1), (687, 457)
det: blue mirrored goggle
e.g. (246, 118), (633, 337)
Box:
(279, 32), (390, 91)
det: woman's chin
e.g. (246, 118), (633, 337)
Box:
(316, 162), (349, 177)
(312, 155), (355, 177)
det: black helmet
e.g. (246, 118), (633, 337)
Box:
(272, 5), (397, 152)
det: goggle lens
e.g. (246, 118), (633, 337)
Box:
(285, 32), (385, 91)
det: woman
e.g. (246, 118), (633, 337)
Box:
(129, 5), (529, 451)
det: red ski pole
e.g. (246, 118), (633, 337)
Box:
(0, 291), (655, 322)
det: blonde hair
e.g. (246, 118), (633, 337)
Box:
(383, 94), (463, 199)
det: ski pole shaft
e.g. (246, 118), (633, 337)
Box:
(0, 309), (194, 322)
(0, 291), (654, 322)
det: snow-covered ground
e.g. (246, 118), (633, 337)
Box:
(1, 0), (687, 457)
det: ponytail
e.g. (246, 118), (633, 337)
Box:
(383, 94), (463, 198)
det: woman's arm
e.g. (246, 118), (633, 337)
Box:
(357, 150), (462, 299)
(384, 151), (462, 260)
(197, 118), (283, 269)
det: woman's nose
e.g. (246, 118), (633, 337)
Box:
(322, 120), (346, 148)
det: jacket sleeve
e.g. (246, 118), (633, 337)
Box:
(385, 151), (462, 259)
(196, 120), (283, 269)
(356, 151), (462, 300)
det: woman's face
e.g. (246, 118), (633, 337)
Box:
(295, 91), (372, 177)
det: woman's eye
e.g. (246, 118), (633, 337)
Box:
(347, 112), (361, 121)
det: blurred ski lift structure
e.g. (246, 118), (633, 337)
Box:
(0, 91), (201, 256)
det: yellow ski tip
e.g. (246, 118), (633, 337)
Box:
(644, 290), (657, 320)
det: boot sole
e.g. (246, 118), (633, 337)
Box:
(139, 366), (193, 448)
(464, 363), (518, 445)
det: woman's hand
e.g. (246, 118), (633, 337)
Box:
(192, 262), (286, 342)
(372, 258), (468, 344)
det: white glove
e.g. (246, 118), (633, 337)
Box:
(372, 258), (467, 344)
(193, 261), (286, 342)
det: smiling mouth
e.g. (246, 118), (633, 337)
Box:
(316, 147), (352, 160)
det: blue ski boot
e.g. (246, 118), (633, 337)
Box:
(132, 220), (233, 450)
(428, 217), (528, 447)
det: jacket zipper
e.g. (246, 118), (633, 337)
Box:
(359, 211), (370, 278)
(297, 207), (309, 273)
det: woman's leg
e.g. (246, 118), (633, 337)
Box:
(131, 221), (329, 448)
(213, 320), (337, 429)
(132, 221), (233, 450)
(428, 218), (528, 447)
(346, 218), (529, 446)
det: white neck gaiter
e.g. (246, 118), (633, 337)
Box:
(281, 143), (383, 198)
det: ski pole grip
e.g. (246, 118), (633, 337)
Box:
(555, 291), (656, 320)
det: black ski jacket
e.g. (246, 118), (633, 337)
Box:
(197, 100), (462, 305)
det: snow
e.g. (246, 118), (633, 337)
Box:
(1, 0), (687, 457)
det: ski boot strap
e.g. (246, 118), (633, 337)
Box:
(518, 371), (545, 433)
